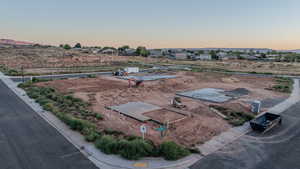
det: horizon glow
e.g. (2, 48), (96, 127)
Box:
(1, 0), (299, 49)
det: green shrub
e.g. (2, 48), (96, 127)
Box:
(119, 139), (154, 160)
(229, 119), (246, 126)
(124, 135), (143, 141)
(63, 44), (71, 50)
(103, 128), (123, 136)
(18, 81), (33, 88)
(85, 131), (100, 142)
(31, 77), (50, 83)
(95, 135), (118, 154)
(159, 141), (190, 160)
(95, 113), (103, 120)
(87, 74), (97, 78)
(36, 98), (52, 105)
(43, 102), (55, 111)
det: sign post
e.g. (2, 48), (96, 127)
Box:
(140, 125), (147, 140)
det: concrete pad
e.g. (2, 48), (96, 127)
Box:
(177, 88), (233, 103)
(108, 102), (161, 122)
(118, 75), (177, 81)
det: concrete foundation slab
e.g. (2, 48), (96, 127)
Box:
(118, 75), (176, 81)
(177, 88), (233, 103)
(108, 102), (161, 122)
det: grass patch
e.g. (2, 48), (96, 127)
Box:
(271, 77), (293, 93)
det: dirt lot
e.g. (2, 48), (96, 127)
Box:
(0, 46), (130, 74)
(152, 59), (300, 75)
(2, 45), (300, 76)
(35, 71), (288, 147)
(144, 109), (186, 124)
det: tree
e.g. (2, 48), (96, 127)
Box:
(260, 53), (266, 58)
(119, 45), (130, 50)
(102, 46), (116, 51)
(59, 44), (64, 48)
(209, 50), (219, 60)
(136, 46), (149, 57)
(118, 45), (130, 53)
(197, 50), (204, 55)
(74, 43), (82, 48)
(63, 44), (71, 50)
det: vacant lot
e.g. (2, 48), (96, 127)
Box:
(2, 46), (300, 76)
(0, 46), (139, 75)
(35, 71), (287, 147)
(149, 59), (300, 75)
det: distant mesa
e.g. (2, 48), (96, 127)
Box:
(0, 39), (35, 46)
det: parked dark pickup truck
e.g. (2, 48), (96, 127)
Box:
(250, 112), (282, 133)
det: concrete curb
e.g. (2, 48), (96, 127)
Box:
(0, 72), (201, 169)
(197, 79), (300, 156)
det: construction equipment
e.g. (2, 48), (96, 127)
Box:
(113, 69), (128, 76)
(171, 96), (186, 109)
(113, 67), (139, 76)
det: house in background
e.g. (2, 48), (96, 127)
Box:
(192, 54), (212, 60)
(171, 52), (188, 60)
(219, 55), (237, 60)
(101, 48), (117, 55)
(149, 49), (163, 58)
(122, 48), (137, 56)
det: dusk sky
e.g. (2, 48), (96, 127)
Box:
(1, 0), (299, 49)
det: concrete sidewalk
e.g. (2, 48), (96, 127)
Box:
(197, 79), (300, 156)
(0, 72), (201, 169)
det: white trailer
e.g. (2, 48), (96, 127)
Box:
(124, 67), (139, 73)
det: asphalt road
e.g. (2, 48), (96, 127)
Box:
(0, 80), (98, 169)
(190, 101), (300, 169)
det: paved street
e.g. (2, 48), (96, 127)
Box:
(0, 80), (98, 169)
(190, 101), (300, 169)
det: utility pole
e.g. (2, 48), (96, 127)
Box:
(21, 66), (24, 83)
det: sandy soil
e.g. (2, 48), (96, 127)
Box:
(155, 59), (300, 75)
(0, 46), (128, 71)
(36, 71), (288, 146)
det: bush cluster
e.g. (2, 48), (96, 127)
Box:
(272, 77), (293, 93)
(95, 136), (189, 160)
(159, 141), (190, 160)
(19, 82), (102, 141)
(210, 105), (254, 126)
(0, 65), (22, 76)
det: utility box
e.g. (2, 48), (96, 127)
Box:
(124, 67), (139, 73)
(251, 100), (261, 114)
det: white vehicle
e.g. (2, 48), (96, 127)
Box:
(124, 67), (139, 73)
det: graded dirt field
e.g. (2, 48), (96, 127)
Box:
(0, 46), (131, 74)
(2, 46), (300, 76)
(150, 59), (300, 75)
(35, 71), (288, 147)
